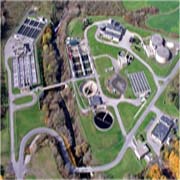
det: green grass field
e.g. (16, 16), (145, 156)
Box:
(136, 111), (156, 140)
(26, 146), (61, 179)
(67, 17), (84, 39)
(106, 148), (146, 178)
(156, 91), (179, 118)
(123, 1), (179, 12)
(155, 76), (179, 118)
(94, 57), (119, 98)
(13, 95), (33, 105)
(118, 102), (139, 133)
(14, 102), (44, 159)
(146, 8), (179, 34)
(74, 80), (89, 109)
(123, 1), (179, 35)
(78, 106), (124, 165)
(12, 88), (21, 95)
(0, 113), (10, 166)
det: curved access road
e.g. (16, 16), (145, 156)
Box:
(16, 127), (76, 179)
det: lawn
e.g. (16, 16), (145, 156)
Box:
(78, 106), (124, 165)
(123, 1), (179, 12)
(0, 113), (10, 166)
(136, 111), (156, 140)
(155, 73), (179, 118)
(12, 88), (20, 95)
(123, 1), (149, 11)
(74, 80), (89, 109)
(13, 95), (33, 105)
(131, 45), (179, 77)
(146, 8), (179, 34)
(87, 26), (121, 58)
(105, 148), (146, 179)
(25, 146), (61, 179)
(14, 102), (44, 159)
(156, 91), (179, 118)
(94, 57), (119, 98)
(67, 17), (84, 39)
(118, 102), (139, 133)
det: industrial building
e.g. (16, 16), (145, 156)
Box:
(89, 95), (103, 108)
(12, 42), (37, 89)
(17, 17), (46, 39)
(99, 19), (126, 42)
(11, 16), (47, 91)
(134, 141), (149, 160)
(155, 45), (170, 64)
(118, 51), (134, 69)
(145, 34), (171, 64)
(66, 38), (93, 78)
(151, 115), (173, 145)
(128, 71), (151, 98)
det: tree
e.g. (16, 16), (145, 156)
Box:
(83, 149), (91, 165)
(168, 151), (179, 179)
(147, 163), (162, 180)
(75, 145), (82, 157)
(81, 142), (89, 154)
(43, 44), (49, 53)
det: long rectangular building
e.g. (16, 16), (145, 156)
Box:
(12, 43), (37, 88)
(99, 19), (126, 42)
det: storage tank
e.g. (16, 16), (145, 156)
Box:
(155, 45), (170, 64)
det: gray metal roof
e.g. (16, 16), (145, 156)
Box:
(156, 45), (170, 59)
(104, 30), (121, 39)
(160, 115), (173, 127)
(152, 122), (170, 143)
(151, 34), (163, 47)
(89, 95), (103, 107)
(107, 19), (125, 32)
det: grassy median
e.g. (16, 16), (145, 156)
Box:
(13, 95), (33, 105)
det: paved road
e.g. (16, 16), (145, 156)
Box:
(16, 127), (76, 179)
(4, 36), (40, 178)
(4, 37), (18, 168)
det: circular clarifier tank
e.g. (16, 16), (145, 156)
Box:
(82, 80), (98, 98)
(94, 111), (114, 131)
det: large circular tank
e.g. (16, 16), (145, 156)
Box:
(155, 45), (170, 64)
(82, 80), (98, 98)
(94, 111), (114, 131)
(150, 34), (163, 48)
